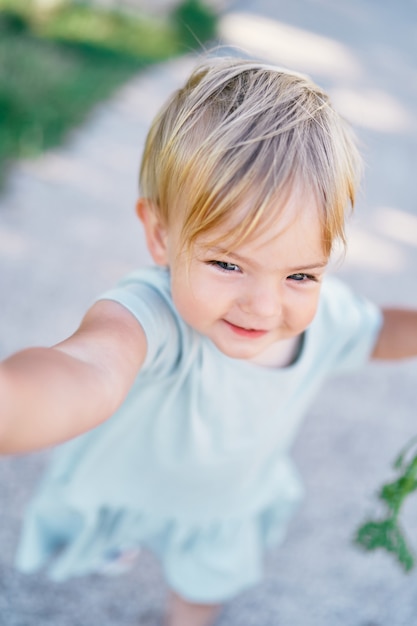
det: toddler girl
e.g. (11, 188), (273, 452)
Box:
(1, 57), (417, 626)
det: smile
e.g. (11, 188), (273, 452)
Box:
(223, 320), (269, 338)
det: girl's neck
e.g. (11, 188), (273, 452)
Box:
(248, 335), (302, 368)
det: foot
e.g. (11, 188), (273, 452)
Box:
(165, 591), (222, 626)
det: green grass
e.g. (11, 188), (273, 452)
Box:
(0, 0), (217, 183)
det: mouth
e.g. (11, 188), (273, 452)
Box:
(223, 320), (269, 338)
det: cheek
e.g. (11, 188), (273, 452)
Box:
(304, 291), (322, 323)
(170, 273), (214, 329)
(288, 288), (321, 327)
(170, 279), (196, 323)
(171, 269), (236, 330)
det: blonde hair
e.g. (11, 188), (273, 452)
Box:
(140, 56), (361, 257)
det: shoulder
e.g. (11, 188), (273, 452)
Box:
(108, 265), (172, 303)
(307, 275), (383, 371)
(317, 275), (381, 331)
(97, 266), (195, 376)
(98, 266), (174, 326)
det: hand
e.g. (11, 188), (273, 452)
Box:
(372, 308), (417, 360)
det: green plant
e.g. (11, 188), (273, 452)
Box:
(172, 0), (217, 51)
(355, 436), (417, 572)
(0, 0), (218, 185)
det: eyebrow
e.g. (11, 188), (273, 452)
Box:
(285, 261), (329, 272)
(208, 247), (328, 272)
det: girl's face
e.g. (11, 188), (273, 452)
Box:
(142, 189), (329, 362)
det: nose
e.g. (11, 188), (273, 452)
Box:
(240, 277), (283, 319)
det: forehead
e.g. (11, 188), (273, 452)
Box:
(194, 184), (328, 259)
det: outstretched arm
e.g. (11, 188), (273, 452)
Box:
(371, 308), (417, 360)
(0, 299), (147, 454)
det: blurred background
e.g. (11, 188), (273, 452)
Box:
(1, 1), (417, 625)
(0, 0), (218, 187)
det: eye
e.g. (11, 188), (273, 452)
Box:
(209, 260), (241, 273)
(288, 273), (317, 282)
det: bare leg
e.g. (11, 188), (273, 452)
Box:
(165, 590), (222, 626)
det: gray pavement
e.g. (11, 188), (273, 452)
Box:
(1, 1), (417, 624)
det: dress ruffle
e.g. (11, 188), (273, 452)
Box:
(16, 479), (302, 600)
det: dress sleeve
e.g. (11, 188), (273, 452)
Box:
(312, 277), (383, 374)
(96, 269), (183, 377)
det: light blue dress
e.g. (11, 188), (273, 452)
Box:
(16, 267), (382, 602)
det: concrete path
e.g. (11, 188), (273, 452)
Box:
(1, 1), (417, 624)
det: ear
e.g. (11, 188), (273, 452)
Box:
(136, 198), (169, 266)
